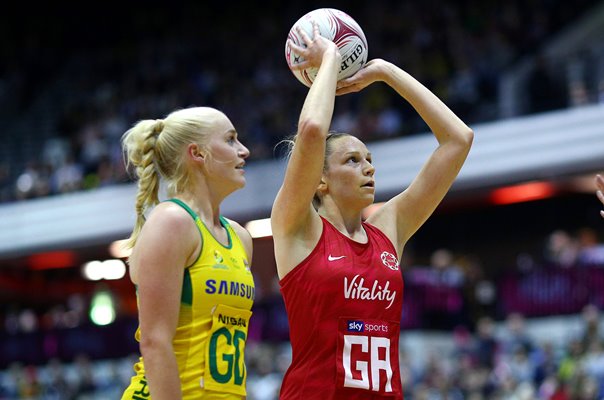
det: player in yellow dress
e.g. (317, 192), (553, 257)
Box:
(119, 107), (255, 399)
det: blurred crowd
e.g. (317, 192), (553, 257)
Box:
(1, 226), (604, 398)
(1, 0), (602, 203)
(1, 304), (603, 399)
(397, 306), (604, 400)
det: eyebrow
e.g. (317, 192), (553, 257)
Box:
(343, 151), (372, 157)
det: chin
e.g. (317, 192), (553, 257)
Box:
(236, 178), (247, 189)
(225, 177), (246, 193)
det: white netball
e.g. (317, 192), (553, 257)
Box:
(285, 8), (369, 88)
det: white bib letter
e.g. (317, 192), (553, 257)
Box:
(343, 335), (369, 389)
(370, 337), (393, 392)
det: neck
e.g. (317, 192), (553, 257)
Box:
(318, 207), (365, 240)
(175, 189), (222, 227)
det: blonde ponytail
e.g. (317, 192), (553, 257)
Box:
(122, 119), (164, 248)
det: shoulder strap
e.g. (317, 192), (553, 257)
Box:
(165, 198), (203, 267)
(166, 198), (197, 221)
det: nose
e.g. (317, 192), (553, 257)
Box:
(364, 160), (375, 176)
(238, 142), (250, 159)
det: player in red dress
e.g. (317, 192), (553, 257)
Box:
(271, 23), (473, 399)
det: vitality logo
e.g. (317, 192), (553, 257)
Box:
(343, 275), (397, 309)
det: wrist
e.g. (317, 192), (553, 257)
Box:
(381, 61), (407, 86)
(323, 45), (340, 60)
(322, 47), (341, 69)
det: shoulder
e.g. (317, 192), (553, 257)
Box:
(365, 203), (399, 240)
(362, 220), (387, 240)
(223, 218), (249, 239)
(130, 202), (200, 273)
(144, 201), (197, 235)
(363, 220), (398, 252)
(224, 217), (253, 257)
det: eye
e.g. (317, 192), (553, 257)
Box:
(347, 156), (359, 163)
(227, 135), (236, 144)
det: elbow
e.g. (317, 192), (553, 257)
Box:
(457, 127), (474, 149)
(297, 118), (327, 141)
(464, 128), (474, 147)
(139, 332), (173, 360)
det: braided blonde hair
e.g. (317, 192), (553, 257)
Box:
(121, 107), (226, 248)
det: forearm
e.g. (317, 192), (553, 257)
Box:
(382, 61), (472, 145)
(298, 48), (340, 134)
(142, 344), (182, 399)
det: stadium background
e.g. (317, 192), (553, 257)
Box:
(1, 1), (604, 398)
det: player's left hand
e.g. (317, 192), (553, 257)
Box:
(336, 59), (388, 95)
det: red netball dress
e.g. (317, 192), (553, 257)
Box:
(279, 217), (405, 399)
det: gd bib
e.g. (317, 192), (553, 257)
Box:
(203, 304), (252, 396)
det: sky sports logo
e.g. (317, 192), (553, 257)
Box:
(347, 320), (389, 333)
(348, 320), (365, 332)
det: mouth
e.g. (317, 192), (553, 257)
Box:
(235, 162), (246, 170)
(361, 181), (375, 188)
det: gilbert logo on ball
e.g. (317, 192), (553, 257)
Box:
(285, 8), (368, 88)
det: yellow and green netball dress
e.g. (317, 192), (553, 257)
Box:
(122, 199), (255, 399)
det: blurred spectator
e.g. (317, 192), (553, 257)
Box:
(77, 122), (109, 176)
(527, 54), (568, 114)
(42, 138), (70, 172)
(569, 80), (590, 108)
(575, 227), (604, 266)
(506, 347), (536, 384)
(474, 316), (499, 370)
(72, 353), (96, 398)
(558, 338), (584, 384)
(51, 155), (83, 194)
(532, 341), (560, 387)
(40, 358), (74, 400)
(246, 343), (283, 400)
(15, 160), (51, 200)
(499, 312), (535, 357)
(459, 255), (497, 328)
(581, 340), (604, 396)
(18, 364), (41, 399)
(253, 276), (290, 342)
(430, 248), (465, 287)
(420, 248), (467, 330)
(0, 162), (13, 203)
(579, 304), (602, 350)
(538, 374), (570, 400)
(18, 308), (38, 333)
(544, 229), (579, 268)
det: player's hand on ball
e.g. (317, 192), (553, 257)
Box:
(287, 22), (339, 71)
(285, 8), (368, 87)
(336, 59), (387, 95)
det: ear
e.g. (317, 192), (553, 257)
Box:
(187, 143), (205, 162)
(317, 178), (328, 195)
